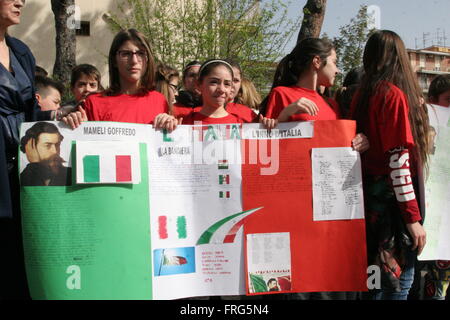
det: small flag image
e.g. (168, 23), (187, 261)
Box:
(163, 255), (187, 266)
(218, 160), (228, 170)
(76, 141), (141, 184)
(154, 247), (196, 276)
(219, 191), (230, 199)
(219, 174), (230, 185)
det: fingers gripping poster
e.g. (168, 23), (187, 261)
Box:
(19, 120), (367, 300)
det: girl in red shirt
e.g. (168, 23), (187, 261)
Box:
(351, 30), (430, 300)
(260, 38), (368, 152)
(82, 29), (169, 125)
(155, 59), (276, 129)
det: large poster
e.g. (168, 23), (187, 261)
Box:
(19, 120), (367, 299)
(419, 105), (450, 261)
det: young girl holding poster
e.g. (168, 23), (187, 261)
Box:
(350, 30), (430, 300)
(82, 29), (169, 125)
(155, 59), (276, 129)
(260, 38), (368, 152)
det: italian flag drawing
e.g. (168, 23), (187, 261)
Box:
(76, 141), (141, 184)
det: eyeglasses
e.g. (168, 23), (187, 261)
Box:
(117, 50), (147, 62)
(168, 84), (179, 92)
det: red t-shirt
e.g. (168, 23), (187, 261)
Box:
(226, 102), (258, 123)
(83, 91), (168, 124)
(172, 103), (200, 119)
(182, 111), (244, 125)
(350, 82), (416, 176)
(265, 86), (338, 121)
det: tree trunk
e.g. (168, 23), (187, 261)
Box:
(51, 0), (76, 85)
(297, 0), (327, 44)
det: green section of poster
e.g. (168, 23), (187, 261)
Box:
(20, 143), (152, 299)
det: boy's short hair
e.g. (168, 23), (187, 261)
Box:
(428, 74), (450, 101)
(70, 64), (102, 89)
(35, 65), (48, 77)
(35, 76), (65, 97)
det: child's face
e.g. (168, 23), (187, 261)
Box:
(229, 67), (241, 102)
(197, 65), (233, 109)
(37, 87), (61, 111)
(435, 89), (450, 107)
(317, 49), (339, 87)
(72, 74), (99, 102)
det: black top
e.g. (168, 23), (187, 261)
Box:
(175, 90), (202, 108)
(20, 162), (72, 187)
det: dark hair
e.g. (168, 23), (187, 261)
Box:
(182, 60), (201, 84)
(35, 65), (48, 78)
(197, 59), (234, 82)
(35, 76), (65, 97)
(106, 29), (155, 95)
(70, 64), (103, 90)
(343, 67), (364, 87)
(334, 67), (365, 118)
(20, 122), (63, 153)
(259, 38), (334, 115)
(267, 278), (277, 284)
(428, 74), (450, 102)
(272, 38), (334, 88)
(352, 30), (430, 169)
(224, 58), (242, 76)
(183, 60), (201, 74)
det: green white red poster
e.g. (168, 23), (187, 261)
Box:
(19, 120), (367, 299)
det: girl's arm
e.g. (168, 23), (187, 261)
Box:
(388, 146), (426, 255)
(352, 133), (370, 153)
(154, 113), (182, 132)
(277, 97), (318, 122)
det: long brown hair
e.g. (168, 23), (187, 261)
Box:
(106, 29), (156, 95)
(260, 38), (334, 115)
(353, 30), (430, 170)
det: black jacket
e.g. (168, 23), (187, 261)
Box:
(0, 36), (50, 218)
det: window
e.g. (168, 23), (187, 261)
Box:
(76, 21), (90, 36)
(419, 54), (425, 68)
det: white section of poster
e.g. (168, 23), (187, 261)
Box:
(419, 105), (450, 260)
(241, 122), (314, 140)
(148, 125), (246, 299)
(312, 147), (364, 221)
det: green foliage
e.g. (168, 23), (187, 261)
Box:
(330, 5), (375, 88)
(110, 0), (300, 95)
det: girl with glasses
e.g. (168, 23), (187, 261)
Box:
(82, 29), (169, 125)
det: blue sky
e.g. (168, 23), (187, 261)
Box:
(282, 0), (450, 53)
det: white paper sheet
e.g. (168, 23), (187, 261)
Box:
(247, 232), (292, 293)
(312, 147), (364, 221)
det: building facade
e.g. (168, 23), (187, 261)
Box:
(408, 46), (450, 94)
(9, 0), (126, 87)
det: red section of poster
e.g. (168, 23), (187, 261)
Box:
(242, 120), (368, 294)
(116, 155), (132, 182)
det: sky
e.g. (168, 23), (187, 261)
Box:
(281, 0), (450, 53)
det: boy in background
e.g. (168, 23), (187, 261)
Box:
(35, 76), (64, 111)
